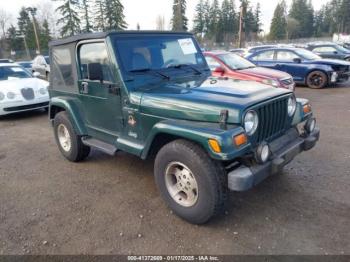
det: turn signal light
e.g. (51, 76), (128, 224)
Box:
(303, 104), (312, 114)
(234, 133), (248, 147)
(208, 139), (221, 153)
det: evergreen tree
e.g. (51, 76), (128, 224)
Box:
(269, 0), (287, 40)
(289, 0), (314, 38)
(80, 0), (92, 33)
(94, 0), (106, 31)
(104, 0), (127, 31)
(55, 0), (81, 37)
(6, 25), (23, 51)
(171, 0), (188, 31)
(40, 19), (51, 52)
(193, 0), (206, 36)
(208, 0), (220, 39)
(17, 7), (37, 51)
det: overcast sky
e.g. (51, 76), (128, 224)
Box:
(5, 0), (331, 32)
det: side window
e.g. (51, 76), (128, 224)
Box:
(313, 46), (337, 53)
(51, 46), (75, 88)
(79, 42), (113, 82)
(252, 50), (275, 61)
(276, 51), (299, 61)
(205, 56), (221, 71)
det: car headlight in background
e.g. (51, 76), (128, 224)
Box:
(262, 79), (280, 87)
(288, 96), (297, 117)
(244, 110), (259, 135)
(7, 92), (16, 100)
(0, 92), (4, 101)
(39, 87), (47, 95)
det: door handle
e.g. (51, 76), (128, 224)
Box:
(81, 82), (89, 94)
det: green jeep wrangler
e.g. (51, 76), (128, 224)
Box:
(49, 31), (320, 224)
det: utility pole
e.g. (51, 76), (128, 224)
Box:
(19, 35), (30, 60)
(26, 7), (41, 54)
(238, 5), (245, 48)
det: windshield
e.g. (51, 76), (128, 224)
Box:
(296, 49), (321, 60)
(217, 53), (256, 70)
(113, 35), (206, 73)
(0, 66), (32, 81)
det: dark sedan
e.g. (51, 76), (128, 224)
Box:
(307, 43), (350, 61)
(246, 47), (350, 89)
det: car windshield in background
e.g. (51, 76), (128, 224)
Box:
(296, 49), (321, 60)
(114, 36), (206, 73)
(218, 53), (256, 70)
(334, 45), (350, 53)
(0, 66), (32, 81)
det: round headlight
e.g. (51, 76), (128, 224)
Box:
(39, 87), (47, 95)
(288, 96), (297, 117)
(0, 92), (4, 101)
(7, 92), (16, 99)
(244, 110), (259, 135)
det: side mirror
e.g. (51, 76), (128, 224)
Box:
(214, 66), (225, 74)
(88, 63), (103, 81)
(293, 58), (302, 64)
(33, 72), (40, 78)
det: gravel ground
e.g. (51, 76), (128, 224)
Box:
(0, 85), (349, 255)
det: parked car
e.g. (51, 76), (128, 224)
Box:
(204, 51), (295, 90)
(0, 59), (14, 63)
(247, 44), (292, 55)
(0, 63), (49, 116)
(246, 47), (350, 89)
(17, 61), (33, 74)
(32, 55), (50, 80)
(49, 31), (319, 224)
(307, 42), (350, 61)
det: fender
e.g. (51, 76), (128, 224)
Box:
(141, 119), (251, 161)
(49, 96), (87, 135)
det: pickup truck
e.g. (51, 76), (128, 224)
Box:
(48, 31), (320, 224)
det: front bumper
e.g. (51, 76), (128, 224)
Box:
(0, 98), (49, 116)
(228, 127), (320, 191)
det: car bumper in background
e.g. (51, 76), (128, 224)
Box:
(227, 126), (320, 191)
(0, 98), (49, 116)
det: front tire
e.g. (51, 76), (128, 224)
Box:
(53, 112), (90, 162)
(306, 70), (328, 89)
(154, 139), (227, 224)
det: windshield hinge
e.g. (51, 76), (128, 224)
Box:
(220, 110), (229, 130)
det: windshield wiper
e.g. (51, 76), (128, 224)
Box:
(169, 64), (202, 75)
(129, 68), (170, 80)
(236, 66), (256, 70)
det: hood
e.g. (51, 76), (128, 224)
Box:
(138, 76), (291, 124)
(305, 59), (350, 66)
(239, 66), (291, 80)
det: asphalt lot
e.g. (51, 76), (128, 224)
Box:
(0, 84), (349, 255)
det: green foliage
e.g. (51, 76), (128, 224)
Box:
(172, 0), (188, 31)
(80, 0), (93, 33)
(269, 0), (287, 40)
(288, 0), (314, 38)
(55, 0), (81, 37)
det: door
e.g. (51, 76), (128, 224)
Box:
(250, 50), (277, 69)
(77, 41), (123, 143)
(275, 50), (306, 82)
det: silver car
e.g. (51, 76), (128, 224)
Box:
(32, 55), (50, 80)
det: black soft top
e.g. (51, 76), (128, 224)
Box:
(49, 31), (193, 47)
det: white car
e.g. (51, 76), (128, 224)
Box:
(0, 63), (50, 116)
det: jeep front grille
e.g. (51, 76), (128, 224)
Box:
(252, 97), (289, 144)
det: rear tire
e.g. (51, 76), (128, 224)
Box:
(154, 139), (227, 224)
(53, 112), (90, 162)
(306, 70), (328, 89)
